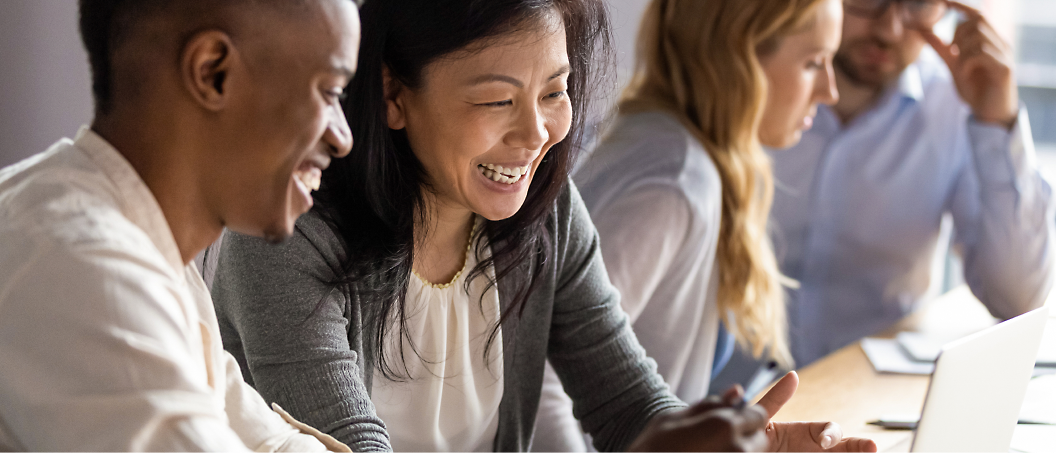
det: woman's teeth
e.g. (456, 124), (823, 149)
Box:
(478, 164), (530, 185)
(296, 170), (322, 192)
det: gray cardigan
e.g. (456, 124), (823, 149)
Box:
(211, 181), (686, 452)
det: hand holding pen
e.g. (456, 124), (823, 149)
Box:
(627, 383), (770, 451)
(629, 372), (878, 451)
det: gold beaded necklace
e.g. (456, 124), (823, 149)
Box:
(411, 217), (480, 289)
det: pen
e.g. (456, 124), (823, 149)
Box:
(732, 395), (747, 410)
(867, 418), (1054, 429)
(744, 361), (780, 398)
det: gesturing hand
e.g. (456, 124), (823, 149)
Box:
(627, 385), (770, 452)
(754, 372), (878, 452)
(920, 1), (1018, 129)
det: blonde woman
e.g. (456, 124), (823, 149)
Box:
(534, 0), (842, 449)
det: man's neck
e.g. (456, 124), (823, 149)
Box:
(92, 115), (223, 266)
(832, 67), (887, 125)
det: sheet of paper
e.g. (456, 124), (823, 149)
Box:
(1012, 314), (1056, 452)
(1019, 374), (1056, 425)
(1008, 364), (1054, 453)
(860, 337), (935, 375)
(892, 316), (1055, 367)
(895, 331), (942, 362)
(1010, 425), (1056, 453)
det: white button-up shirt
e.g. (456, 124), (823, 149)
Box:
(770, 51), (1056, 365)
(0, 127), (331, 451)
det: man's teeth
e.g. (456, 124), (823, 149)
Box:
(296, 171), (321, 192)
(478, 164), (530, 185)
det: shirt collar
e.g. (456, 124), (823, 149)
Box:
(896, 62), (925, 103)
(810, 59), (927, 135)
(73, 126), (186, 275)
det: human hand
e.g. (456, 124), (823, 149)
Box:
(921, 1), (1018, 129)
(627, 385), (769, 451)
(755, 372), (878, 452)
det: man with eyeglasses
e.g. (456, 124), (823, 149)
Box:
(765, 0), (1055, 367)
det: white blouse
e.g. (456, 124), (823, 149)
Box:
(370, 223), (504, 452)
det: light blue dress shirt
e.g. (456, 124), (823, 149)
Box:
(769, 51), (1056, 366)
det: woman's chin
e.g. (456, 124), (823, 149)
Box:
(469, 172), (532, 220)
(472, 197), (528, 222)
(762, 130), (803, 151)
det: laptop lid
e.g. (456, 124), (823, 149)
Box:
(911, 306), (1049, 452)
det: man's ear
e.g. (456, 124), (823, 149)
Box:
(383, 66), (408, 130)
(181, 31), (238, 111)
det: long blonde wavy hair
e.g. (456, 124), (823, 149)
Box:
(621, 0), (828, 368)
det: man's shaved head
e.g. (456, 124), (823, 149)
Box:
(77, 0), (359, 247)
(78, 0), (316, 114)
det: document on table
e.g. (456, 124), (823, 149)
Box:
(1019, 374), (1056, 425)
(859, 337), (934, 375)
(1012, 374), (1056, 453)
(1011, 425), (1056, 453)
(862, 316), (1056, 375)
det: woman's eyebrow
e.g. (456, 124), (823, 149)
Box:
(467, 74), (524, 88)
(466, 65), (572, 88)
(329, 64), (356, 79)
(548, 65), (571, 81)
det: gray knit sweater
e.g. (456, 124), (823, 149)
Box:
(211, 181), (686, 452)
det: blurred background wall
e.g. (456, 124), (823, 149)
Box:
(0, 0), (651, 169)
(0, 0), (92, 168)
(1, 1), (1046, 167)
(1018, 0), (1056, 158)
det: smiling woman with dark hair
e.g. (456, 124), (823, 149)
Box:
(209, 1), (874, 452)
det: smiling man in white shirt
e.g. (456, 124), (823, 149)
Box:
(766, 0), (1055, 367)
(0, 0), (377, 450)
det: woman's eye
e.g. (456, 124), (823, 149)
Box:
(481, 100), (513, 107)
(806, 60), (824, 70)
(326, 89), (347, 102)
(547, 90), (568, 100)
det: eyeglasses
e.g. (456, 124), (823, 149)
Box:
(844, 0), (949, 29)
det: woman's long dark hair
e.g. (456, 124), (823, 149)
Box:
(315, 0), (612, 379)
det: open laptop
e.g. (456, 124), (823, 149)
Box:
(909, 305), (1050, 452)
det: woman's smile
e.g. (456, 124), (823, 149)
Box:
(389, 20), (571, 222)
(477, 163), (531, 184)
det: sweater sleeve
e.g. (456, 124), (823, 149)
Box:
(211, 215), (392, 452)
(531, 185), (698, 452)
(546, 182), (687, 452)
